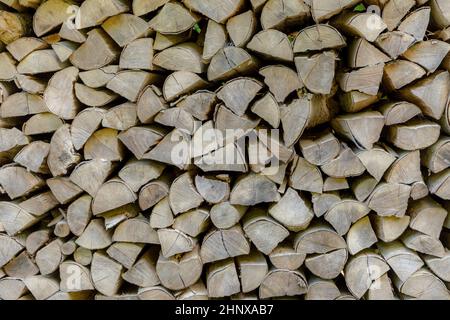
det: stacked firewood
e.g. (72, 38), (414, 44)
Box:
(0, 0), (449, 300)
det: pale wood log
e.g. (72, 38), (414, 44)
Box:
(200, 224), (250, 263)
(387, 119), (441, 150)
(311, 192), (340, 217)
(35, 239), (64, 275)
(401, 229), (446, 257)
(207, 47), (258, 82)
(399, 71), (450, 120)
(367, 273), (395, 300)
(247, 29), (293, 62)
(183, 0), (244, 24)
(356, 146), (395, 181)
(19, 191), (58, 217)
(150, 197), (174, 229)
(156, 245), (202, 290)
(0, 10), (30, 45)
(26, 229), (50, 255)
(340, 91), (380, 113)
(53, 219), (69, 237)
(2, 92), (46, 117)
(324, 199), (370, 235)
(269, 243), (305, 270)
(169, 172), (203, 215)
(259, 268), (307, 299)
(91, 252), (123, 297)
(251, 92), (280, 128)
(61, 240), (76, 255)
(84, 128), (125, 162)
(107, 70), (162, 102)
(375, 31), (416, 60)
(338, 63), (384, 95)
(0, 164), (43, 199)
(385, 150), (422, 185)
(259, 65), (303, 103)
(383, 60), (426, 91)
(206, 259), (240, 298)
(427, 168), (450, 200)
(47, 177), (82, 204)
(398, 6), (431, 41)
(70, 159), (113, 197)
(120, 38), (153, 70)
(103, 102), (138, 131)
(217, 77), (263, 117)
(381, 0), (415, 31)
(139, 178), (170, 211)
(331, 111), (384, 150)
(173, 207), (210, 237)
(348, 37), (390, 68)
(227, 10), (256, 48)
(236, 250), (268, 293)
(22, 112), (63, 135)
(92, 178), (136, 215)
(51, 41), (77, 63)
(47, 124), (80, 176)
(136, 85), (168, 124)
(163, 70), (208, 102)
(157, 228), (196, 257)
(138, 286), (175, 300)
(155, 107), (196, 134)
(230, 173), (280, 206)
(0, 52), (17, 81)
(0, 278), (27, 300)
(70, 108), (106, 150)
(73, 247), (92, 266)
(133, 0), (169, 16)
(23, 275), (59, 300)
(424, 251), (450, 282)
(294, 24), (345, 53)
(154, 32), (187, 51)
(320, 145), (365, 178)
(422, 137), (450, 173)
(242, 209), (289, 255)
(378, 241), (423, 283)
(210, 202), (246, 229)
(366, 182), (411, 217)
(0, 234), (23, 268)
(77, 0), (129, 29)
(149, 2), (199, 35)
(14, 74), (45, 94)
(395, 268), (450, 300)
(113, 215), (159, 244)
(102, 14), (148, 47)
(305, 277), (340, 300)
(333, 11), (387, 42)
(310, 0), (358, 22)
(153, 42), (206, 73)
(107, 242), (143, 269)
(402, 40), (450, 74)
(32, 0), (73, 37)
(74, 83), (117, 107)
(269, 187), (313, 231)
(79, 65), (119, 89)
(4, 250), (38, 278)
(379, 101), (422, 126)
(67, 195), (92, 236)
(344, 251), (390, 299)
(6, 36), (46, 61)
(299, 132), (339, 167)
(410, 181), (429, 200)
(194, 175), (229, 204)
(101, 204), (139, 230)
(295, 51), (336, 94)
(119, 126), (164, 159)
(0, 127), (29, 163)
(58, 21), (86, 43)
(260, 0), (310, 30)
(0, 202), (39, 236)
(118, 159), (164, 193)
(202, 20), (227, 61)
(122, 248), (159, 287)
(59, 261), (94, 292)
(76, 218), (112, 250)
(346, 216), (377, 255)
(371, 215), (410, 242)
(44, 66), (80, 120)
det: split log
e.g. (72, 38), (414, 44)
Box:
(206, 259), (240, 298)
(324, 199), (370, 235)
(260, 0), (310, 30)
(346, 216), (377, 255)
(227, 10), (256, 48)
(77, 0), (129, 29)
(102, 14), (149, 48)
(387, 120), (441, 150)
(91, 252), (123, 297)
(202, 20), (227, 61)
(182, 0), (244, 24)
(107, 70), (162, 102)
(259, 65), (303, 103)
(401, 229), (446, 257)
(379, 101), (422, 126)
(120, 38), (153, 70)
(427, 168), (450, 200)
(207, 47), (258, 82)
(247, 29), (292, 62)
(422, 137), (450, 173)
(122, 248), (159, 287)
(371, 215), (410, 242)
(259, 268), (307, 299)
(394, 268), (450, 299)
(149, 2), (199, 35)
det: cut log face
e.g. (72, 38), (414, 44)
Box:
(0, 0), (448, 302)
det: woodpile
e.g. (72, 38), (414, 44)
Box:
(0, 0), (450, 301)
